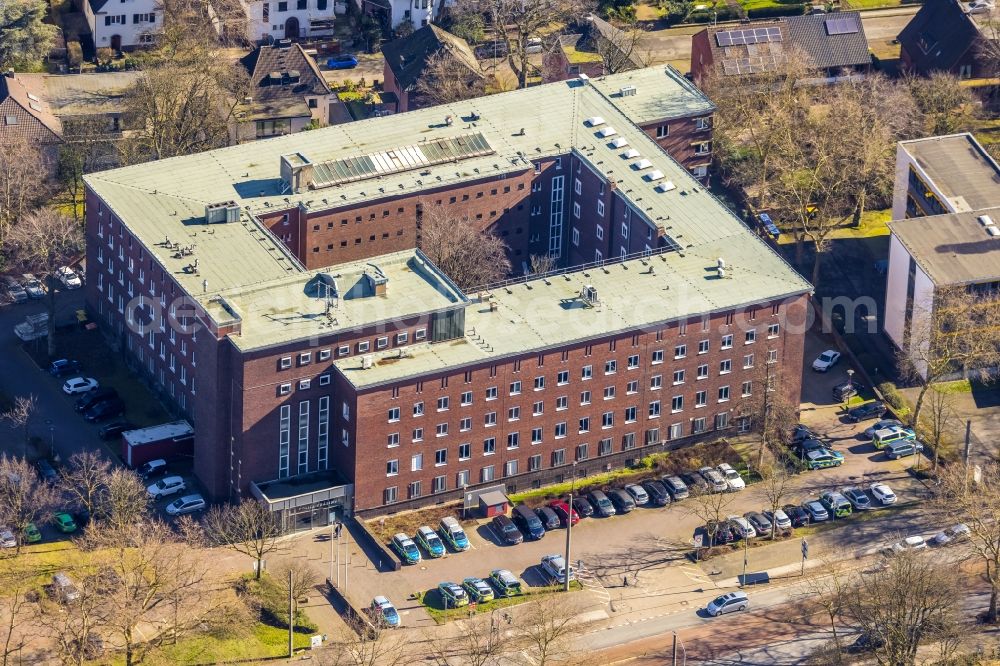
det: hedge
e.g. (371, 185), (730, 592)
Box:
(746, 4), (806, 18)
(688, 6), (740, 22)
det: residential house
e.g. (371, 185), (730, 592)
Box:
(884, 133), (1000, 378)
(18, 71), (139, 136)
(897, 0), (997, 79)
(690, 12), (871, 85)
(381, 24), (484, 113)
(234, 42), (342, 141)
(80, 0), (161, 51)
(0, 71), (61, 158)
(358, 0), (438, 30)
(543, 15), (647, 82)
(239, 0), (336, 43)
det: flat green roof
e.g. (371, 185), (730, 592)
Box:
(85, 66), (801, 355)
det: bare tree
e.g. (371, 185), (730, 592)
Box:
(318, 616), (407, 666)
(0, 135), (49, 245)
(801, 556), (850, 659)
(412, 49), (487, 108)
(454, 0), (593, 88)
(511, 593), (586, 666)
(736, 359), (798, 470)
(2, 395), (36, 458)
(842, 549), (961, 665)
(593, 15), (648, 75)
(431, 612), (512, 666)
(759, 464), (794, 540)
(684, 488), (735, 555)
(5, 209), (84, 357)
(939, 462), (1000, 622)
(898, 285), (1000, 432)
(59, 451), (113, 521)
(57, 118), (119, 224)
(0, 567), (32, 666)
(905, 72), (975, 135)
(83, 519), (247, 666)
(100, 468), (151, 532)
(272, 558), (319, 632)
(203, 500), (283, 580)
(36, 571), (109, 666)
(0, 454), (59, 554)
(918, 386), (959, 473)
(419, 210), (511, 290)
(529, 253), (558, 275)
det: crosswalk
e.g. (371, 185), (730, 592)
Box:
(576, 563), (611, 605)
(677, 564), (715, 588)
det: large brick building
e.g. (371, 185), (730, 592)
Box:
(83, 71), (809, 529)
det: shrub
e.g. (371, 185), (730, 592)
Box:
(95, 47), (113, 64)
(238, 574), (318, 634)
(878, 382), (907, 413)
(688, 6), (739, 22)
(67, 41), (83, 68)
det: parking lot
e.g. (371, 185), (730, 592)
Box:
(291, 329), (930, 630)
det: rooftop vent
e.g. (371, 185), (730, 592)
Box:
(578, 73), (590, 85)
(988, 225), (1000, 237)
(580, 284), (599, 305)
(978, 214), (995, 226)
(655, 180), (677, 193)
(205, 201), (240, 224)
(610, 137), (629, 148)
(633, 159), (652, 170)
(597, 127), (617, 138)
(623, 148), (640, 159)
(645, 170), (664, 182)
(619, 85), (637, 96)
(585, 116), (605, 127)
(362, 355), (374, 369)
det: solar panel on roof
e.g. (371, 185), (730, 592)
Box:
(716, 27), (783, 48)
(825, 17), (859, 35)
(309, 132), (494, 189)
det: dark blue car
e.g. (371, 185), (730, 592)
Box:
(327, 54), (358, 69)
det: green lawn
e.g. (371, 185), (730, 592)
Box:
(118, 623), (314, 665)
(843, 0), (904, 8)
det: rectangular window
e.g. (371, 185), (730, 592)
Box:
(669, 423), (683, 440)
(412, 428), (423, 442)
(436, 423), (448, 437)
(299, 352), (311, 365)
(433, 476), (446, 493)
(387, 432), (399, 448)
(649, 401), (661, 418)
(531, 428), (542, 444)
(721, 334), (733, 349)
(457, 470), (471, 487)
(605, 360), (617, 375)
(555, 422), (567, 438)
(507, 432), (520, 449)
(745, 329), (757, 344)
(602, 412), (613, 428)
(278, 405), (290, 479)
(672, 370), (685, 385)
(742, 381), (752, 397)
(622, 433), (636, 450)
(505, 460), (518, 477)
(533, 401), (544, 416)
(603, 386), (615, 400)
(576, 443), (589, 461)
(338, 345), (350, 357)
(646, 428), (660, 445)
(397, 332), (409, 345)
(625, 406), (637, 423)
(743, 354), (754, 369)
(651, 350), (664, 364)
(672, 396), (684, 412)
(626, 380), (638, 394)
(696, 391), (707, 407)
(580, 390), (591, 405)
(485, 412), (497, 426)
(552, 449), (566, 466)
(384, 487), (398, 504)
(534, 376), (545, 390)
(484, 438), (496, 455)
(650, 374), (662, 390)
(716, 413), (730, 430)
(481, 465), (495, 482)
(461, 391), (472, 406)
(698, 340), (709, 354)
(529, 454), (542, 471)
(768, 349), (779, 363)
(510, 381), (522, 395)
(411, 454), (423, 472)
(460, 417), (472, 431)
(437, 396), (449, 411)
(486, 386), (498, 400)
(556, 396), (568, 410)
(768, 323), (780, 338)
(386, 459), (399, 476)
(720, 359), (732, 374)
(579, 417), (590, 433)
(435, 449), (447, 466)
(598, 438), (612, 456)
(279, 383), (291, 396)
(415, 328), (427, 341)
(582, 365), (593, 380)
(388, 407), (400, 422)
(459, 443), (471, 460)
(557, 370), (569, 385)
(358, 341), (370, 353)
(508, 406), (520, 421)
(719, 386), (730, 402)
(674, 345), (686, 359)
(656, 124), (668, 138)
(414, 401), (425, 416)
(693, 418), (707, 434)
(280, 356), (292, 369)
(697, 364), (709, 380)
(627, 355), (639, 369)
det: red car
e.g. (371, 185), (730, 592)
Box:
(547, 501), (580, 527)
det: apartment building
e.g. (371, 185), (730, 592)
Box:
(83, 74), (809, 529)
(885, 133), (1000, 378)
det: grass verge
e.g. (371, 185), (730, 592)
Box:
(420, 581), (583, 624)
(117, 623), (314, 665)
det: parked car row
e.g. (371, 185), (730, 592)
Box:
(706, 482), (900, 546)
(797, 421), (925, 463)
(390, 516), (471, 564)
(2, 268), (81, 304)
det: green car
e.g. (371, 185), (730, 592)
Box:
(819, 491), (853, 518)
(23, 522), (41, 543)
(462, 576), (495, 603)
(53, 512), (77, 534)
(437, 581), (469, 608)
(804, 448), (844, 470)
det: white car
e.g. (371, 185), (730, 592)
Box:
(727, 515), (756, 539)
(0, 529), (16, 548)
(717, 463), (745, 491)
(869, 482), (897, 506)
(540, 554), (575, 584)
(884, 535), (927, 555)
(147, 475), (186, 499)
(166, 494), (205, 515)
(57, 266), (82, 289)
(812, 350), (841, 372)
(625, 483), (649, 506)
(968, 0), (994, 13)
(62, 376), (99, 394)
(21, 274), (45, 299)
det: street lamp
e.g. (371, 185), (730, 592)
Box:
(564, 461), (578, 592)
(845, 368), (855, 410)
